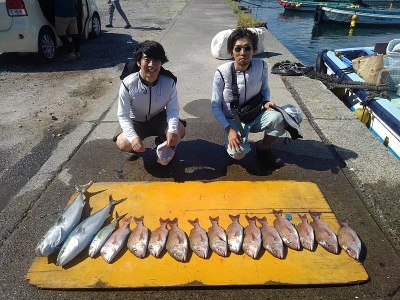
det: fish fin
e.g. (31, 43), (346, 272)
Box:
(116, 212), (128, 222)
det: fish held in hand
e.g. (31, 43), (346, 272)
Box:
(296, 214), (315, 251)
(100, 216), (132, 263)
(242, 216), (262, 259)
(226, 214), (244, 254)
(208, 216), (228, 257)
(56, 195), (126, 266)
(166, 218), (188, 262)
(309, 210), (338, 254)
(258, 216), (284, 259)
(272, 209), (300, 251)
(127, 216), (150, 258)
(188, 218), (209, 259)
(148, 218), (170, 258)
(35, 180), (93, 257)
(337, 219), (362, 260)
(88, 211), (127, 258)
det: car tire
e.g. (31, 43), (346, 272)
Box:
(38, 28), (56, 62)
(90, 13), (101, 39)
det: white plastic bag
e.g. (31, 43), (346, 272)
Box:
(156, 136), (181, 165)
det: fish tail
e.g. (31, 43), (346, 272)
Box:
(116, 212), (128, 222)
(308, 210), (321, 219)
(169, 217), (178, 225)
(245, 215), (257, 222)
(257, 216), (267, 224)
(123, 216), (133, 224)
(108, 195), (127, 206)
(74, 180), (94, 194)
(134, 216), (144, 224)
(209, 216), (219, 223)
(229, 214), (240, 221)
(188, 219), (195, 226)
(272, 209), (283, 216)
(339, 218), (349, 226)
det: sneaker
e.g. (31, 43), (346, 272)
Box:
(125, 150), (139, 161)
(256, 148), (284, 169)
(124, 23), (131, 29)
(63, 53), (76, 62)
(105, 24), (113, 28)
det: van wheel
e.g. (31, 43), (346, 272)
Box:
(38, 28), (56, 62)
(90, 13), (101, 38)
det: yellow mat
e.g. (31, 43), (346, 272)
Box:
(27, 181), (368, 288)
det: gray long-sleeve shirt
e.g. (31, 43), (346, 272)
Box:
(211, 58), (270, 129)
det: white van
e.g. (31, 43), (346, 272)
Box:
(0, 0), (101, 62)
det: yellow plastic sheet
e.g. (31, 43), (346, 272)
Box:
(27, 181), (368, 288)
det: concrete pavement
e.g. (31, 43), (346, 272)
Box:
(1, 0), (399, 298)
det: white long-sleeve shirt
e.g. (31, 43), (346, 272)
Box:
(117, 71), (179, 143)
(211, 58), (270, 129)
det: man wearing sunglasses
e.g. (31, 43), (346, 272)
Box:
(211, 27), (286, 169)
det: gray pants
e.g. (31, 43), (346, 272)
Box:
(109, 0), (130, 25)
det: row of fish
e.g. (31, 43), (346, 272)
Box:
(34, 182), (362, 266)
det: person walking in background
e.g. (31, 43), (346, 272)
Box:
(106, 0), (131, 29)
(55, 0), (81, 61)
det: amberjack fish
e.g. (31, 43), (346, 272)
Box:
(148, 218), (170, 258)
(56, 195), (126, 266)
(337, 219), (362, 260)
(272, 209), (300, 251)
(88, 211), (127, 257)
(166, 218), (188, 262)
(35, 180), (93, 257)
(188, 218), (209, 259)
(258, 216), (284, 259)
(208, 216), (228, 257)
(296, 214), (315, 251)
(309, 210), (338, 254)
(100, 216), (132, 263)
(226, 214), (244, 254)
(127, 216), (150, 258)
(242, 216), (262, 259)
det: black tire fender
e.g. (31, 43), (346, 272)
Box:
(316, 50), (328, 74)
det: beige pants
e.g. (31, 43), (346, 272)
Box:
(55, 16), (78, 36)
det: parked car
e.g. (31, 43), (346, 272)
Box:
(0, 0), (101, 62)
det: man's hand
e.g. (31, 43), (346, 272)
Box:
(263, 101), (276, 110)
(166, 132), (179, 148)
(131, 137), (145, 152)
(226, 126), (242, 152)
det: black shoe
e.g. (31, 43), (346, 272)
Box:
(124, 24), (131, 29)
(256, 148), (284, 169)
(155, 135), (166, 146)
(105, 24), (113, 28)
(125, 150), (139, 161)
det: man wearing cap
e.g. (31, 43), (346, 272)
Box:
(114, 40), (186, 162)
(211, 27), (302, 169)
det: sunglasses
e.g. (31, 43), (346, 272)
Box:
(233, 45), (252, 53)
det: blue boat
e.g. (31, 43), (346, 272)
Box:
(316, 42), (400, 160)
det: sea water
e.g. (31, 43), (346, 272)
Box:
(245, 0), (400, 67)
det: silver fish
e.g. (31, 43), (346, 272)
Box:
(88, 211), (127, 257)
(56, 195), (126, 266)
(166, 218), (188, 262)
(208, 216), (228, 257)
(226, 214), (244, 254)
(34, 180), (93, 257)
(127, 216), (150, 258)
(258, 216), (284, 259)
(309, 210), (338, 254)
(188, 218), (209, 259)
(296, 213), (315, 251)
(272, 209), (300, 251)
(242, 216), (262, 259)
(100, 216), (132, 263)
(148, 218), (170, 258)
(337, 219), (362, 260)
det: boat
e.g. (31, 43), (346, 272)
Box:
(278, 0), (366, 12)
(315, 41), (400, 160)
(314, 5), (400, 25)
